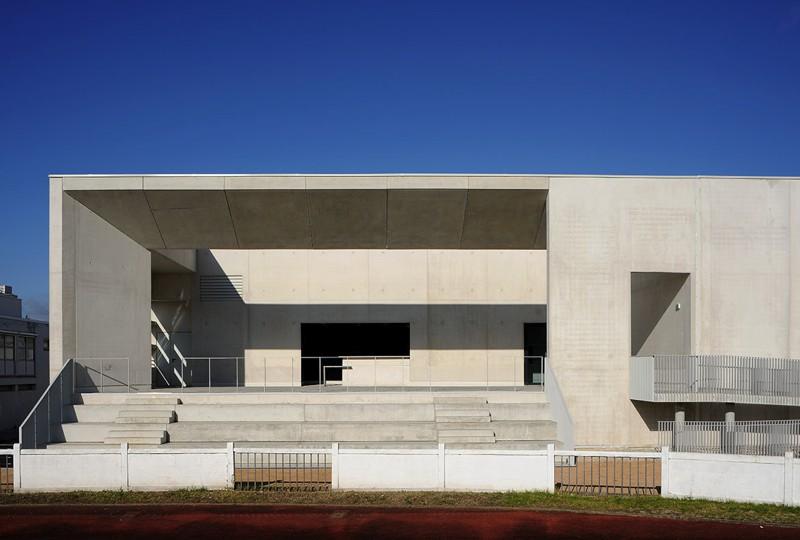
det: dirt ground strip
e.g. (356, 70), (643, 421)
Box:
(0, 504), (797, 540)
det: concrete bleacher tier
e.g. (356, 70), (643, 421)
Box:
(52, 391), (559, 449)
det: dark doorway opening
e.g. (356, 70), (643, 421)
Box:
(523, 323), (547, 386)
(300, 323), (411, 385)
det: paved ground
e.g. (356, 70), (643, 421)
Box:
(0, 505), (796, 539)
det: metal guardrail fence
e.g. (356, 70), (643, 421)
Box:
(173, 355), (547, 392)
(0, 451), (12, 493)
(234, 449), (332, 491)
(554, 451), (661, 496)
(18, 358), (74, 449)
(74, 357), (132, 393)
(659, 420), (800, 456)
(630, 355), (800, 406)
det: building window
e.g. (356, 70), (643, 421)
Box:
(0, 333), (35, 377)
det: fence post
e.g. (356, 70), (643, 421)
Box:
(438, 443), (446, 490)
(12, 443), (21, 491)
(226, 442), (235, 489)
(784, 451), (794, 506)
(546, 443), (555, 493)
(331, 443), (339, 490)
(660, 446), (670, 498)
(120, 442), (129, 491)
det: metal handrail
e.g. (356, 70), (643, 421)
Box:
(631, 354), (800, 406)
(659, 419), (800, 456)
(73, 357), (132, 393)
(160, 354), (548, 392)
(18, 358), (74, 449)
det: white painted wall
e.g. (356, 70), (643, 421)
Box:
(445, 450), (551, 492)
(17, 445), (231, 492)
(127, 448), (228, 490)
(337, 449), (441, 490)
(664, 451), (798, 506)
(335, 446), (553, 492)
(18, 448), (124, 491)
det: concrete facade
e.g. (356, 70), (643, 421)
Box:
(47, 174), (800, 448)
(0, 287), (48, 442)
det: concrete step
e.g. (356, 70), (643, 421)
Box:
(110, 422), (169, 430)
(438, 435), (496, 443)
(488, 403), (553, 421)
(60, 423), (114, 443)
(78, 394), (181, 406)
(116, 416), (175, 424)
(107, 429), (167, 438)
(435, 408), (490, 417)
(437, 429), (494, 438)
(445, 441), (556, 450)
(104, 435), (166, 445)
(433, 397), (488, 405)
(437, 421), (495, 430)
(167, 421), (438, 443)
(118, 409), (175, 419)
(435, 416), (491, 424)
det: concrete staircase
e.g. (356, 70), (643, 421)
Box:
(434, 397), (496, 444)
(55, 391), (558, 449)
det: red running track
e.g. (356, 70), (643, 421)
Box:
(0, 505), (796, 540)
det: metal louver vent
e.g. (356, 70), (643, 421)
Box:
(200, 275), (244, 301)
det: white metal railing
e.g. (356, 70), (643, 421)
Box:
(18, 359), (74, 449)
(659, 420), (800, 456)
(0, 449), (13, 492)
(630, 355), (800, 406)
(169, 355), (547, 392)
(553, 449), (661, 496)
(73, 357), (132, 393)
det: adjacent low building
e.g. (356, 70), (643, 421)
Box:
(38, 174), (800, 450)
(0, 285), (48, 443)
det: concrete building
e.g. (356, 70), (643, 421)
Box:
(0, 285), (48, 442)
(39, 174), (800, 450)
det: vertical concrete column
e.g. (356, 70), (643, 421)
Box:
(120, 442), (129, 491)
(546, 443), (555, 493)
(674, 408), (685, 428)
(724, 407), (735, 426)
(12, 443), (21, 491)
(660, 446), (670, 498)
(437, 443), (446, 490)
(784, 451), (794, 506)
(331, 443), (339, 490)
(722, 405), (736, 454)
(226, 442), (235, 489)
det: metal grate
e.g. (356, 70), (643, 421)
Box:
(200, 275), (244, 301)
(659, 420), (800, 456)
(555, 453), (661, 496)
(0, 453), (12, 493)
(234, 450), (331, 491)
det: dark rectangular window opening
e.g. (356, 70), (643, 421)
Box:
(300, 323), (410, 386)
(523, 323), (546, 386)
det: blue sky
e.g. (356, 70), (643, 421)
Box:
(1, 0), (799, 319)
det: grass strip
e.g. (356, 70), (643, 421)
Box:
(2, 489), (800, 526)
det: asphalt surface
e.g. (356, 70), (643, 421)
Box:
(0, 504), (795, 539)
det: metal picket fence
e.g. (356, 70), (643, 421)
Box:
(0, 451), (12, 493)
(234, 449), (332, 491)
(659, 420), (800, 456)
(554, 451), (661, 496)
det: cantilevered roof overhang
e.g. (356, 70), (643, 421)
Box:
(58, 175), (549, 250)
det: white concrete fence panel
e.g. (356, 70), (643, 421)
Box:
(10, 442), (800, 506)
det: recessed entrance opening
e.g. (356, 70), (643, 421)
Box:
(523, 323), (546, 385)
(300, 323), (411, 385)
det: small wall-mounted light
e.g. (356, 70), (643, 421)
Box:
(675, 303), (681, 311)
